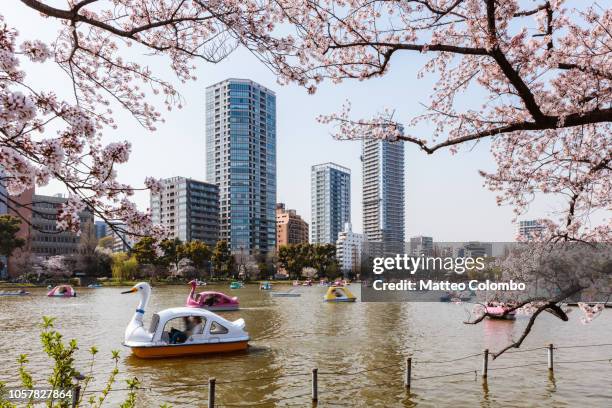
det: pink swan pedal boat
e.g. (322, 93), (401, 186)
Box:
(47, 285), (77, 297)
(485, 304), (516, 320)
(186, 280), (239, 311)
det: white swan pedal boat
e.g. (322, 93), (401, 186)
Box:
(122, 282), (250, 358)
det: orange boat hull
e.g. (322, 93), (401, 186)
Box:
(130, 341), (249, 358)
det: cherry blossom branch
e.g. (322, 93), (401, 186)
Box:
(465, 284), (584, 359)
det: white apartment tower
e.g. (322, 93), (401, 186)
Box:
(362, 137), (405, 254)
(311, 162), (351, 244)
(336, 223), (365, 275)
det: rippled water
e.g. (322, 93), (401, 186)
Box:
(1, 284), (611, 407)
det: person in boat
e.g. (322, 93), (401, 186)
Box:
(186, 316), (204, 337)
(203, 295), (218, 307)
(169, 317), (190, 344)
(333, 288), (343, 297)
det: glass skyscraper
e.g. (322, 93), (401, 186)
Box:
(311, 162), (351, 244)
(362, 138), (405, 254)
(205, 79), (276, 254)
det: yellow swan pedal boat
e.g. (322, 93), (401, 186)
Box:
(324, 286), (357, 302)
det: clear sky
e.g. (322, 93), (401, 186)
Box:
(6, 2), (603, 242)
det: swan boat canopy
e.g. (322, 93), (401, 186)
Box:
(122, 282), (249, 358)
(324, 286), (357, 302)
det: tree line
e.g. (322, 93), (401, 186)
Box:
(277, 243), (339, 280)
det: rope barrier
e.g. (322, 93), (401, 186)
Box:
(319, 379), (402, 395)
(82, 381), (210, 395)
(217, 391), (312, 407)
(216, 372), (309, 385)
(488, 362), (543, 371)
(556, 358), (612, 364)
(413, 369), (478, 381)
(318, 362), (402, 376)
(502, 346), (547, 354)
(555, 343), (612, 350)
(414, 352), (482, 364)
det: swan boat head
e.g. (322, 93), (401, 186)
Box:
(121, 282), (154, 345)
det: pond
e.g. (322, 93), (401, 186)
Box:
(1, 283), (610, 407)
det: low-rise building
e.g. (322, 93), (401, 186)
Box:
(410, 236), (434, 256)
(103, 222), (134, 253)
(458, 242), (493, 258)
(276, 203), (309, 249)
(30, 194), (95, 257)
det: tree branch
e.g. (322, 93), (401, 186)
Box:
(398, 107), (612, 154)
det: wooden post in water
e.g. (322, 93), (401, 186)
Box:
(404, 358), (412, 391)
(311, 368), (318, 402)
(71, 386), (80, 408)
(482, 349), (489, 378)
(547, 344), (554, 372)
(208, 378), (216, 408)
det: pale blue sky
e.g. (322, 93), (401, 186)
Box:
(6, 2), (601, 242)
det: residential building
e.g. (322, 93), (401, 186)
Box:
(410, 236), (434, 256)
(458, 242), (493, 258)
(30, 193), (95, 257)
(310, 162), (351, 244)
(94, 220), (107, 240)
(361, 137), (405, 255)
(6, 188), (33, 277)
(151, 176), (220, 246)
(517, 219), (545, 241)
(336, 223), (365, 276)
(276, 203), (308, 249)
(103, 222), (134, 253)
(205, 78), (276, 254)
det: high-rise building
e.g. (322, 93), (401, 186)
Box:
(362, 138), (405, 254)
(410, 236), (434, 256)
(310, 162), (351, 244)
(30, 193), (95, 257)
(517, 219), (545, 241)
(151, 176), (220, 246)
(205, 78), (276, 254)
(336, 223), (365, 275)
(276, 203), (309, 249)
